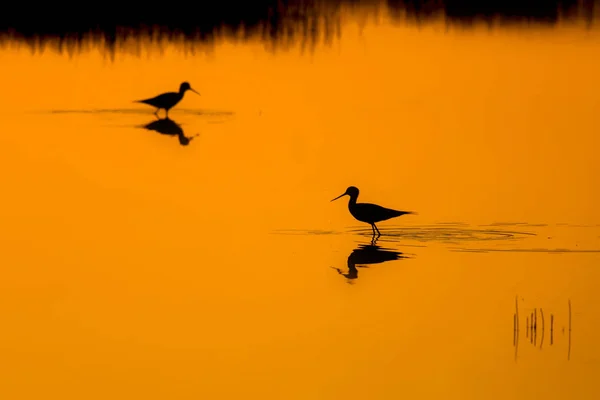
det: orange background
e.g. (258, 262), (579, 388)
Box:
(1, 10), (599, 400)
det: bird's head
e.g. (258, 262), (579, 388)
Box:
(331, 186), (359, 202)
(180, 82), (200, 95)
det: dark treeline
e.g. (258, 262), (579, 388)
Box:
(0, 0), (597, 54)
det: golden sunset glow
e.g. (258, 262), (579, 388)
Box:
(1, 6), (599, 399)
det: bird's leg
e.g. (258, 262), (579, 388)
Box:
(371, 224), (376, 237)
(374, 223), (381, 238)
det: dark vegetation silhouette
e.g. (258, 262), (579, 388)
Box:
(142, 117), (198, 146)
(0, 0), (597, 56)
(331, 241), (408, 282)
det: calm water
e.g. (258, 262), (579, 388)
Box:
(1, 10), (600, 400)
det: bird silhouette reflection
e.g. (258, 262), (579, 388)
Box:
(332, 240), (407, 283)
(142, 117), (198, 146)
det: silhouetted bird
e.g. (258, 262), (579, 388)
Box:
(142, 117), (198, 146)
(135, 82), (199, 117)
(331, 186), (415, 237)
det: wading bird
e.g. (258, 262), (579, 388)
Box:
(331, 186), (415, 237)
(135, 82), (199, 117)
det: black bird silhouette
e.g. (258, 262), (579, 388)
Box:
(331, 186), (415, 238)
(135, 82), (200, 117)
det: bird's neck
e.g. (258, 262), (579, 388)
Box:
(347, 196), (358, 207)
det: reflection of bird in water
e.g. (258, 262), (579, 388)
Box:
(331, 186), (415, 238)
(331, 242), (406, 282)
(134, 82), (200, 117)
(142, 117), (198, 146)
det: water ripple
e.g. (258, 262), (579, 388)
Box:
(274, 223), (535, 243)
(274, 223), (600, 254)
(37, 108), (235, 117)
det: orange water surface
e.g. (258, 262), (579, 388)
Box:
(1, 8), (600, 400)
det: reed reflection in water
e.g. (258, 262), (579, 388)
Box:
(1, 0), (599, 56)
(513, 297), (573, 362)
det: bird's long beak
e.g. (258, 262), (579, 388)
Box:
(331, 193), (347, 202)
(190, 88), (200, 95)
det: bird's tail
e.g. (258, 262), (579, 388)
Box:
(404, 211), (418, 216)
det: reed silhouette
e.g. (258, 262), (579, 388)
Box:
(332, 241), (407, 282)
(141, 117), (198, 146)
(1, 0), (597, 56)
(513, 296), (573, 361)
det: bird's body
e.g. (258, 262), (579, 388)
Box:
(135, 82), (199, 117)
(349, 202), (410, 225)
(331, 186), (415, 237)
(138, 91), (183, 110)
